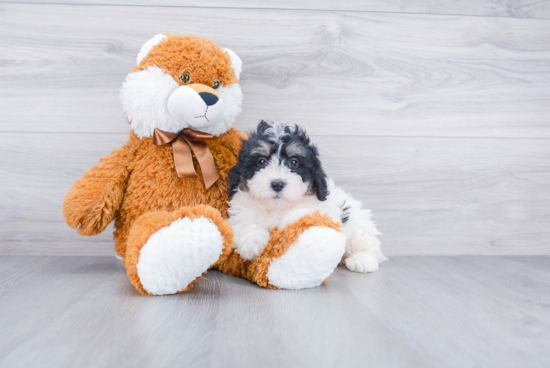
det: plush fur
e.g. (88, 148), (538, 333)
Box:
(63, 33), (363, 295)
(63, 129), (245, 260)
(121, 34), (243, 138)
(228, 121), (387, 271)
(234, 211), (344, 289)
(125, 205), (234, 295)
(267, 226), (346, 289)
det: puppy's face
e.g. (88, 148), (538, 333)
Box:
(229, 121), (328, 203)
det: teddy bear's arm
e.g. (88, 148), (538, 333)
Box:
(63, 143), (133, 236)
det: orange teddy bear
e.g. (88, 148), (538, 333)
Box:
(63, 34), (347, 295)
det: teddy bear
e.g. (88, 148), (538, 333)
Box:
(63, 33), (349, 295)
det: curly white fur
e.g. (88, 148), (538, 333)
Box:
(229, 178), (387, 272)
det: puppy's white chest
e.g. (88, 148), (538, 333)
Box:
(250, 206), (291, 231)
(256, 199), (338, 232)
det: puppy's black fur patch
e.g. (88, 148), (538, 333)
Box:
(228, 120), (329, 201)
(339, 200), (351, 224)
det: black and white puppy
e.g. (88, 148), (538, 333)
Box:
(228, 121), (386, 272)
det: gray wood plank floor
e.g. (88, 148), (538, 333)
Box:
(0, 256), (548, 368)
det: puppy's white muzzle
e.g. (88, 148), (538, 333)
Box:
(167, 84), (225, 130)
(248, 160), (309, 203)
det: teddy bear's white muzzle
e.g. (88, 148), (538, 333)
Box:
(167, 85), (225, 129)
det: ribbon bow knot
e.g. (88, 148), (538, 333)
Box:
(153, 128), (219, 189)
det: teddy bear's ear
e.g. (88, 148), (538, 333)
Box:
(223, 48), (242, 81)
(136, 34), (167, 65)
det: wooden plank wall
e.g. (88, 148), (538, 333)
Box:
(1, 1), (549, 256)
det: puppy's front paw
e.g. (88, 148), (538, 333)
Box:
(235, 229), (271, 261)
(345, 252), (379, 273)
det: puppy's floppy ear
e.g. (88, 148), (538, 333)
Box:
(311, 146), (329, 201)
(228, 149), (245, 197)
(228, 165), (241, 197)
(313, 169), (329, 201)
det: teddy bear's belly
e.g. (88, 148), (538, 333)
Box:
(113, 163), (231, 257)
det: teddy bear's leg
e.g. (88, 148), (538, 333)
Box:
(246, 212), (347, 289)
(124, 205), (233, 295)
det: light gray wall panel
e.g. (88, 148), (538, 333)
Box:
(2, 0), (550, 19)
(319, 136), (550, 256)
(1, 4), (549, 138)
(1, 133), (548, 256)
(0, 133), (128, 256)
(1, 2), (549, 256)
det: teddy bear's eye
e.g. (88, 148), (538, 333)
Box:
(213, 80), (220, 89)
(181, 73), (191, 84)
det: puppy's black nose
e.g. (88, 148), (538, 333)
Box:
(271, 180), (285, 193)
(198, 92), (219, 106)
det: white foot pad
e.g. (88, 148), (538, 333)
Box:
(345, 251), (380, 273)
(137, 216), (224, 295)
(267, 227), (346, 289)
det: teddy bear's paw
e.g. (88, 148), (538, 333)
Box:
(266, 227), (346, 289)
(136, 216), (224, 295)
(345, 251), (380, 273)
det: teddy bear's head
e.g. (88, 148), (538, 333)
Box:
(120, 34), (243, 138)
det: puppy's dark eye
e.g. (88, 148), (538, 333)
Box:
(257, 157), (268, 168)
(213, 79), (220, 89)
(181, 73), (191, 84)
(287, 158), (299, 169)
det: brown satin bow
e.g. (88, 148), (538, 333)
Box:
(153, 128), (219, 189)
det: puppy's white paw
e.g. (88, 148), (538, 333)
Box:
(235, 228), (271, 261)
(345, 251), (380, 273)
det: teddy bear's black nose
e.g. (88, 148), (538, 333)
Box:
(199, 92), (219, 106)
